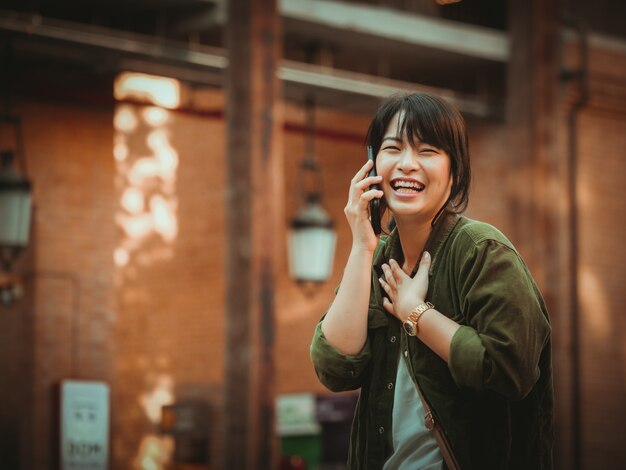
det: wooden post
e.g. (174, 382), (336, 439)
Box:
(507, 1), (575, 469)
(223, 1), (282, 469)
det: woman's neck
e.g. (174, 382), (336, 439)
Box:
(394, 215), (433, 274)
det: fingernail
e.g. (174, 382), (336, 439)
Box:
(423, 251), (430, 260)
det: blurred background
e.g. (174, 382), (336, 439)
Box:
(0, 0), (624, 469)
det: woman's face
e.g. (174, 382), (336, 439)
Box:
(375, 112), (452, 223)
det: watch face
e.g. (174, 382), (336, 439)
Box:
(403, 320), (417, 336)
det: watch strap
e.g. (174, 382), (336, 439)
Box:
(405, 301), (434, 336)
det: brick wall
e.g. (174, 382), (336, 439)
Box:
(0, 99), (118, 468)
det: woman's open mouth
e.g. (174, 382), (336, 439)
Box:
(391, 178), (425, 194)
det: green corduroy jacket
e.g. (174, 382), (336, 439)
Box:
(310, 212), (554, 469)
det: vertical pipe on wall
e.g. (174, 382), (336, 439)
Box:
(562, 14), (589, 470)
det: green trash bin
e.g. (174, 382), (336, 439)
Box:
(277, 393), (322, 469)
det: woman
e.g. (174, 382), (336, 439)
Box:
(310, 93), (553, 469)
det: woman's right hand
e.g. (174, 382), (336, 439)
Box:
(344, 159), (384, 253)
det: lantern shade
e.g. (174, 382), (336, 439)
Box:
(288, 201), (336, 283)
(0, 155), (32, 251)
(0, 189), (31, 247)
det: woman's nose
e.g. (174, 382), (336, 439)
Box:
(397, 149), (420, 172)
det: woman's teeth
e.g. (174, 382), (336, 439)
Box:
(392, 181), (425, 193)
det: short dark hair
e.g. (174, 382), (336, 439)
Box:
(365, 93), (471, 213)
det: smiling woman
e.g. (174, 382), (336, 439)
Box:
(374, 113), (452, 228)
(310, 92), (554, 470)
(366, 93), (471, 217)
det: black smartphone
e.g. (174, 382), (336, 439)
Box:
(367, 145), (381, 235)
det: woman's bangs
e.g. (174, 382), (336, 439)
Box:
(397, 100), (448, 152)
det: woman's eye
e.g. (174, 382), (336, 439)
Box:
(383, 146), (401, 151)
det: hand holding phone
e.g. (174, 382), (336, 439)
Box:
(367, 146), (382, 235)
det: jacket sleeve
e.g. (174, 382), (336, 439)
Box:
(310, 320), (371, 392)
(447, 236), (551, 401)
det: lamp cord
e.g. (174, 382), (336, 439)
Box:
(2, 34), (12, 116)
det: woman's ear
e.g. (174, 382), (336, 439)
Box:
(446, 172), (454, 198)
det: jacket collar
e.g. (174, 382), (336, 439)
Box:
(374, 209), (460, 277)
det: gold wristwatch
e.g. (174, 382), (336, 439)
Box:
(403, 302), (435, 337)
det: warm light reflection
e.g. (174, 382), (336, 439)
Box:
(114, 247), (129, 267)
(133, 435), (174, 470)
(143, 107), (169, 126)
(114, 106), (138, 133)
(113, 84), (180, 469)
(150, 195), (178, 242)
(579, 265), (611, 341)
(128, 158), (162, 186)
(115, 72), (181, 109)
(139, 374), (175, 424)
(121, 188), (145, 214)
(118, 213), (153, 239)
(148, 130), (179, 174)
(113, 83), (179, 267)
(114, 142), (129, 162)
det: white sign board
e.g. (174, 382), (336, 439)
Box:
(276, 393), (321, 436)
(60, 380), (110, 470)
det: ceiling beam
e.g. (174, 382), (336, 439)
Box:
(0, 11), (496, 117)
(281, 0), (509, 62)
(169, 0), (510, 62)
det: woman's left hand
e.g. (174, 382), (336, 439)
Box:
(379, 251), (431, 322)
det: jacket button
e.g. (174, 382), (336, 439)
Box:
(387, 383), (394, 390)
(379, 426), (385, 434)
(390, 336), (397, 343)
(404, 350), (408, 358)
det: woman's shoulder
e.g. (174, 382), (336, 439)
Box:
(452, 216), (516, 251)
(445, 216), (531, 275)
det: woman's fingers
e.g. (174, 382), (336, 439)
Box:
(381, 263), (398, 292)
(378, 276), (392, 297)
(352, 174), (382, 207)
(379, 277), (398, 318)
(343, 161), (384, 251)
(347, 160), (382, 208)
(388, 259), (409, 282)
(412, 251), (431, 300)
(354, 175), (382, 191)
(359, 189), (384, 205)
(345, 189), (383, 216)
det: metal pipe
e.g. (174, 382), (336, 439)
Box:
(561, 14), (589, 470)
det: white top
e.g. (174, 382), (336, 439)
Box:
(382, 353), (443, 470)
